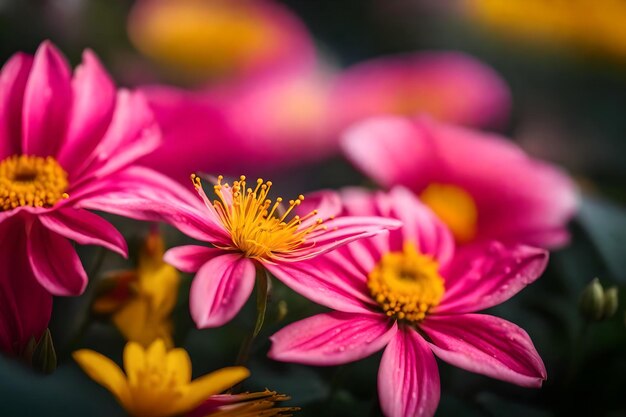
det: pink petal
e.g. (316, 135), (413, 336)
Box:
(296, 189), (342, 229)
(435, 242), (548, 314)
(21, 41), (72, 157)
(378, 328), (440, 417)
(421, 314), (546, 388)
(0, 52), (33, 158)
(269, 311), (396, 366)
(341, 116), (435, 189)
(265, 258), (376, 314)
(0, 217), (51, 355)
(58, 49), (116, 175)
(190, 254), (255, 328)
(38, 208), (127, 257)
(279, 216), (401, 262)
(164, 245), (223, 273)
(73, 166), (229, 244)
(27, 220), (87, 296)
(75, 90), (160, 181)
(386, 186), (455, 265)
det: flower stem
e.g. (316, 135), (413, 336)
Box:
(234, 267), (271, 367)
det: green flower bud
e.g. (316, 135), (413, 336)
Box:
(603, 286), (619, 319)
(579, 278), (605, 321)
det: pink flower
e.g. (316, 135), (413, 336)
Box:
(164, 175), (400, 328)
(268, 187), (548, 417)
(0, 41), (197, 300)
(342, 116), (578, 248)
(139, 67), (335, 182)
(332, 52), (511, 129)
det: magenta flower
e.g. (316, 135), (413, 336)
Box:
(0, 41), (197, 301)
(342, 116), (578, 248)
(268, 187), (548, 417)
(164, 175), (400, 328)
(332, 52), (511, 130)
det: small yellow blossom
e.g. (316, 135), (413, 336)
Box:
(73, 339), (250, 417)
(93, 231), (180, 348)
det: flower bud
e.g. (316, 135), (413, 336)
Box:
(579, 278), (605, 321)
(603, 286), (619, 319)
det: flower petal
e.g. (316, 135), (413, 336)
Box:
(22, 41), (72, 157)
(189, 254), (256, 328)
(269, 311), (396, 366)
(265, 257), (376, 314)
(39, 208), (127, 257)
(0, 52), (33, 158)
(73, 349), (132, 408)
(280, 216), (401, 262)
(27, 220), (87, 296)
(164, 245), (223, 273)
(0, 217), (51, 355)
(58, 49), (116, 175)
(341, 116), (435, 189)
(378, 328), (440, 417)
(172, 367), (250, 415)
(435, 242), (548, 314)
(421, 314), (547, 388)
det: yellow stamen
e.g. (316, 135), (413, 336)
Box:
(192, 174), (324, 261)
(0, 155), (69, 211)
(419, 183), (478, 243)
(368, 243), (445, 323)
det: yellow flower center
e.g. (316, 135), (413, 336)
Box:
(368, 243), (445, 323)
(419, 183), (478, 243)
(194, 175), (324, 261)
(0, 155), (69, 211)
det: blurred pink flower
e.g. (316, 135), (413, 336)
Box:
(164, 175), (400, 328)
(342, 116), (578, 248)
(269, 187), (548, 417)
(332, 52), (511, 129)
(0, 41), (197, 300)
(128, 0), (315, 82)
(140, 68), (336, 180)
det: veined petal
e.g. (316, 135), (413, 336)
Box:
(172, 367), (250, 415)
(280, 216), (401, 262)
(386, 186), (455, 265)
(265, 258), (376, 314)
(269, 311), (396, 366)
(27, 220), (87, 296)
(378, 328), (440, 417)
(58, 49), (116, 175)
(22, 41), (72, 157)
(39, 208), (127, 257)
(295, 189), (342, 229)
(435, 242), (548, 314)
(0, 52), (32, 158)
(189, 254), (256, 328)
(164, 245), (224, 273)
(421, 314), (547, 388)
(73, 349), (132, 409)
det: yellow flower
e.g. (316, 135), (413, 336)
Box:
(93, 231), (180, 348)
(73, 339), (250, 417)
(466, 0), (626, 60)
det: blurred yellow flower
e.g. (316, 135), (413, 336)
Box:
(466, 0), (626, 59)
(93, 231), (180, 348)
(128, 0), (314, 80)
(73, 339), (250, 417)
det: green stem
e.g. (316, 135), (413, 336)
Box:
(234, 267), (271, 367)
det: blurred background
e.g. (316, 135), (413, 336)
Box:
(1, 1), (625, 416)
